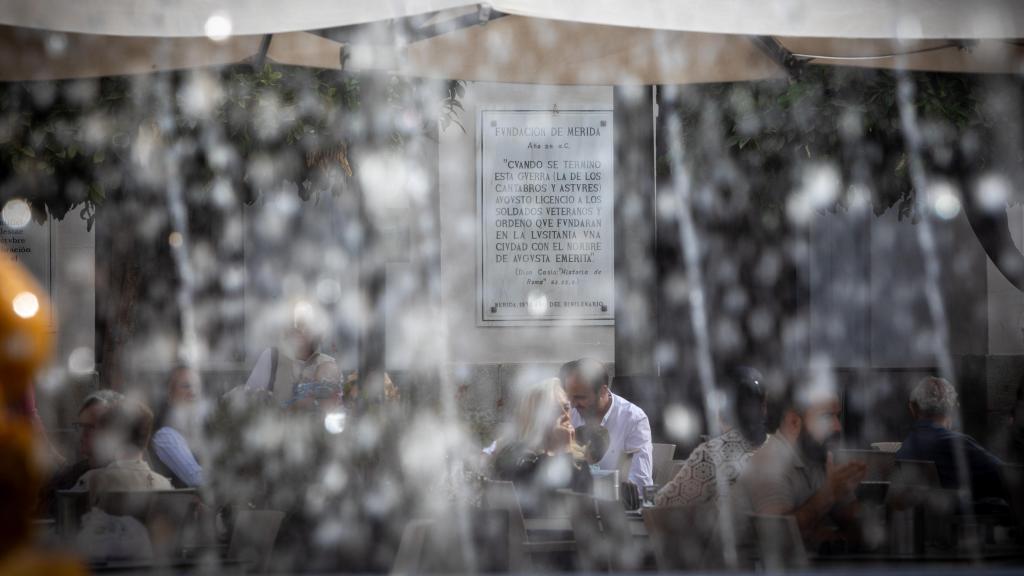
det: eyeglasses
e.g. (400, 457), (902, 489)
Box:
(71, 422), (97, 433)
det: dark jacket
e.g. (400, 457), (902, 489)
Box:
(896, 420), (1007, 501)
(491, 442), (592, 517)
(39, 459), (92, 517)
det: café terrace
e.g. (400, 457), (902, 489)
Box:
(1, 0), (1023, 574)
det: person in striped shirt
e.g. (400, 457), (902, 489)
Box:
(150, 366), (204, 488)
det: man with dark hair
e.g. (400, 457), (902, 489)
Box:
(564, 358), (654, 488)
(736, 371), (866, 547)
(896, 377), (1006, 501)
(73, 398), (172, 504)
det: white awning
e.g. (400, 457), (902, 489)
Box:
(0, 1), (1021, 83)
(1, 0), (1021, 40)
(496, 0), (1024, 41)
(0, 0), (475, 37)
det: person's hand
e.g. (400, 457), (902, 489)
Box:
(826, 454), (867, 503)
(551, 412), (575, 450)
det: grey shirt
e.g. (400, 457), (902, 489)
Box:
(738, 434), (826, 515)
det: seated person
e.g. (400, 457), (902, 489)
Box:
(736, 372), (866, 549)
(244, 323), (340, 405)
(564, 358), (654, 488)
(896, 377), (1007, 502)
(73, 399), (172, 505)
(39, 389), (124, 516)
(657, 366), (768, 507)
(490, 378), (592, 515)
(151, 367), (204, 488)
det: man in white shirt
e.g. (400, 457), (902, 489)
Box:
(564, 358), (654, 488)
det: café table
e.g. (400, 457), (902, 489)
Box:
(523, 509), (648, 537)
(812, 548), (1024, 568)
(87, 558), (249, 574)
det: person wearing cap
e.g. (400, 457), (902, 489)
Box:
(656, 367), (768, 507)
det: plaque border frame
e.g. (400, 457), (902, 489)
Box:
(476, 104), (615, 327)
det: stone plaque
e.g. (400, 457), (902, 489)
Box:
(478, 106), (614, 325)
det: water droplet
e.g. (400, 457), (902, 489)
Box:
(204, 12), (233, 41)
(12, 291), (39, 319)
(663, 404), (699, 443)
(929, 182), (961, 220)
(316, 278), (342, 304)
(974, 173), (1009, 213)
(324, 412), (346, 435)
(68, 347), (95, 375)
(2, 199), (32, 229)
(527, 291), (549, 316)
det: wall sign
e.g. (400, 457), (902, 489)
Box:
(1, 217), (55, 330)
(478, 106), (614, 326)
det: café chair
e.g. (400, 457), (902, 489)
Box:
(891, 459), (941, 488)
(561, 491), (644, 572)
(651, 443), (678, 486)
(591, 469), (620, 502)
(999, 464), (1024, 538)
(855, 481), (891, 506)
(561, 491), (606, 572)
(391, 519), (433, 575)
(643, 504), (724, 571)
(594, 497), (645, 570)
(666, 460), (686, 483)
(887, 461), (967, 549)
(227, 509), (285, 572)
(55, 489), (91, 538)
(887, 459), (940, 508)
(480, 479), (573, 571)
(404, 509), (512, 573)
(90, 489), (199, 561)
(750, 514), (808, 571)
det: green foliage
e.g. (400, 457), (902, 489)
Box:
(3, 64), (1005, 228)
(0, 76), (131, 227)
(441, 80), (467, 134)
(664, 67), (1008, 221)
(1, 65), (465, 224)
(0, 63), (467, 227)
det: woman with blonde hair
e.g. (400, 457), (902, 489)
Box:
(491, 379), (592, 514)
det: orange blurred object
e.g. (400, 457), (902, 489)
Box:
(0, 257), (54, 406)
(0, 258), (82, 575)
